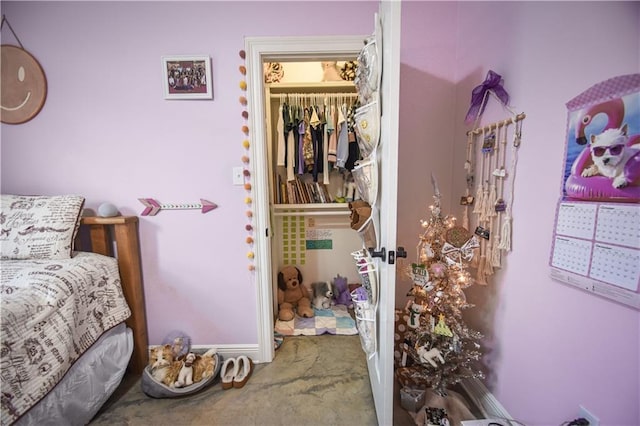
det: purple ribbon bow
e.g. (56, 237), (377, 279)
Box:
(464, 70), (510, 125)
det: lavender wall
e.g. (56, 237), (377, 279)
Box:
(2, 1), (639, 425)
(0, 1), (378, 345)
(399, 1), (639, 425)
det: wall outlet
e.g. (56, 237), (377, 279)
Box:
(579, 405), (600, 426)
(232, 167), (244, 185)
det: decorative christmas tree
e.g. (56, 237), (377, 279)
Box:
(399, 176), (485, 395)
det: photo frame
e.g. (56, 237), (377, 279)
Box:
(161, 55), (212, 100)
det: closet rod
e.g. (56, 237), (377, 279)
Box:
(269, 93), (359, 100)
(467, 112), (526, 136)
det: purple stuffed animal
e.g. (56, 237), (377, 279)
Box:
(332, 274), (352, 308)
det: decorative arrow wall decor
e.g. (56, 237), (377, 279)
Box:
(139, 198), (218, 216)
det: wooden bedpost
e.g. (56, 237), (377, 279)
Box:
(80, 216), (149, 374)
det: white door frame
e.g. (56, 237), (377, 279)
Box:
(244, 35), (366, 364)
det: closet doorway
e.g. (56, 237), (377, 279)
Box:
(245, 34), (368, 363)
(245, 4), (400, 424)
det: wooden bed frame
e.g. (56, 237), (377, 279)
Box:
(77, 216), (148, 374)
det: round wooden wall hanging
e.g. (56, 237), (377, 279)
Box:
(1, 44), (48, 124)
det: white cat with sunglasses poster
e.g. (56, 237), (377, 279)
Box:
(581, 123), (640, 189)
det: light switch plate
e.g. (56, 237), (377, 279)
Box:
(233, 167), (244, 185)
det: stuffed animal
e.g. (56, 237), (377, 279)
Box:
(277, 265), (314, 321)
(174, 352), (196, 388)
(332, 275), (352, 308)
(311, 281), (334, 310)
(321, 61), (342, 82)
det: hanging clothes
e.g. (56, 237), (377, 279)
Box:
(283, 104), (296, 182)
(276, 104), (286, 167)
(311, 105), (324, 182)
(327, 105), (338, 165)
(276, 92), (357, 184)
(323, 102), (330, 185)
(345, 103), (360, 171)
(336, 104), (349, 169)
(302, 107), (314, 172)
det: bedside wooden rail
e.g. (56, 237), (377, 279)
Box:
(79, 216), (149, 374)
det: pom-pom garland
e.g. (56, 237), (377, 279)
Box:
(239, 49), (254, 272)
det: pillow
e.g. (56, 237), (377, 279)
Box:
(0, 194), (85, 260)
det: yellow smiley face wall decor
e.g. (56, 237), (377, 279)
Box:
(1, 45), (47, 124)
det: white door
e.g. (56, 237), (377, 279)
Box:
(366, 2), (402, 425)
(245, 2), (401, 424)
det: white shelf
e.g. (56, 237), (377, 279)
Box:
(272, 203), (350, 216)
(267, 81), (356, 93)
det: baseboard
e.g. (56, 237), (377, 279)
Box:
(183, 344), (263, 363)
(461, 378), (512, 420)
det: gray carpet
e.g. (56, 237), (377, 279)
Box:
(91, 335), (384, 426)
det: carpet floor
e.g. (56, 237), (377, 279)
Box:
(91, 334), (396, 426)
(90, 334), (476, 425)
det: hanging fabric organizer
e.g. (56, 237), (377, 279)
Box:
(347, 15), (384, 359)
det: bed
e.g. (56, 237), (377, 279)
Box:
(0, 194), (148, 426)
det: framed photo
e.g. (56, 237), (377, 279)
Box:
(161, 55), (212, 99)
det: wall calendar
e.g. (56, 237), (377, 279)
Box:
(550, 201), (640, 309)
(549, 74), (640, 309)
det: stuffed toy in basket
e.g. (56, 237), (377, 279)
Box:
(141, 345), (222, 398)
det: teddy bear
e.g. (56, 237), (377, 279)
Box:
(277, 265), (314, 321)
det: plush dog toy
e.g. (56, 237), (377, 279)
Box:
(174, 352), (196, 388)
(332, 275), (352, 308)
(311, 281), (334, 310)
(278, 265), (314, 321)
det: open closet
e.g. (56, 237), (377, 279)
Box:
(265, 71), (365, 317)
(245, 5), (401, 423)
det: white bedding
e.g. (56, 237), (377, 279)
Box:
(0, 252), (132, 425)
(15, 323), (133, 426)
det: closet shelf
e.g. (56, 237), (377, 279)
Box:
(272, 203), (351, 216)
(267, 81), (356, 94)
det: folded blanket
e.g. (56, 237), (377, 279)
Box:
(275, 305), (358, 336)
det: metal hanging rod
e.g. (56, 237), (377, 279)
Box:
(270, 92), (358, 100)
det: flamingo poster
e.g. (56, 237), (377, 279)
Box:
(550, 74), (640, 310)
(562, 74), (640, 202)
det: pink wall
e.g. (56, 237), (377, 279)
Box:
(400, 1), (639, 425)
(2, 1), (639, 425)
(0, 1), (378, 345)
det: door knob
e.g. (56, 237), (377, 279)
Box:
(396, 246), (407, 258)
(368, 247), (386, 259)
